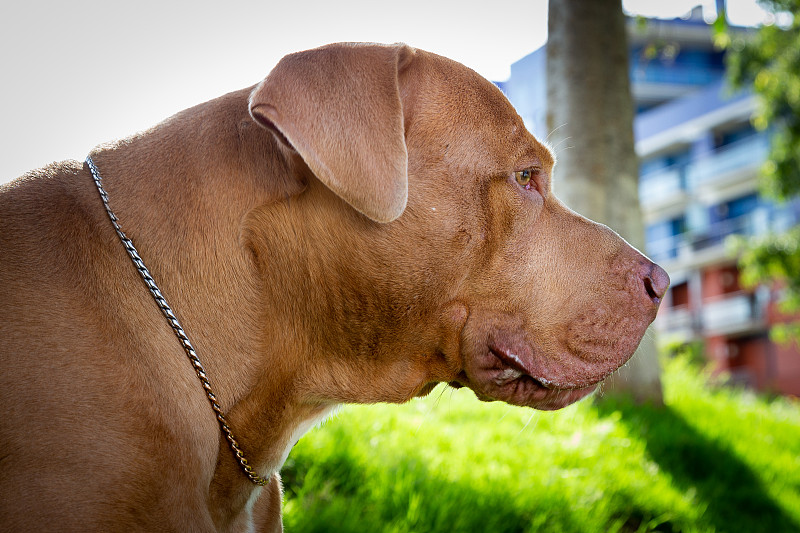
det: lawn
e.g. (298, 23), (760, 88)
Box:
(281, 355), (800, 532)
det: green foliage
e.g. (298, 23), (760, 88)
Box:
(659, 337), (706, 367)
(281, 356), (800, 532)
(717, 2), (800, 342)
(724, 1), (800, 200)
(731, 226), (800, 347)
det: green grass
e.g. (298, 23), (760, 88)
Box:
(281, 356), (800, 532)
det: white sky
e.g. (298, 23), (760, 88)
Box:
(0, 0), (772, 184)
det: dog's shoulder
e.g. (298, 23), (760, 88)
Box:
(0, 160), (115, 301)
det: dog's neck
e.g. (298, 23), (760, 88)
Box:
(89, 90), (269, 398)
(87, 88), (326, 520)
(86, 87), (466, 526)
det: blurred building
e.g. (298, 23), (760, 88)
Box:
(498, 5), (800, 396)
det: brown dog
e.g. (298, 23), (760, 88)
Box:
(0, 42), (668, 532)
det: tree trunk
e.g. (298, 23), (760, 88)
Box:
(546, 0), (663, 404)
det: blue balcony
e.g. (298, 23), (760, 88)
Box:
(645, 197), (800, 266)
(689, 207), (770, 251)
(646, 233), (684, 263)
(686, 134), (770, 190)
(639, 166), (687, 207)
(645, 217), (686, 262)
(639, 132), (770, 211)
(631, 63), (725, 87)
(635, 80), (754, 146)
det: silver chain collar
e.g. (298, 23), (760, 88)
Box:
(85, 156), (268, 486)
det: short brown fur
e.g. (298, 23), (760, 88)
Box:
(0, 43), (667, 531)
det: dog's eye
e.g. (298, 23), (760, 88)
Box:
(514, 170), (532, 188)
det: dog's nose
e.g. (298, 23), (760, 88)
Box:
(642, 263), (670, 304)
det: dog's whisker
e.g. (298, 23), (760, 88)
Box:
(497, 406), (512, 422)
(545, 122), (569, 142)
(413, 384), (450, 435)
(519, 409), (540, 435)
(550, 135), (572, 152)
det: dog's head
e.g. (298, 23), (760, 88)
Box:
(245, 42), (668, 410)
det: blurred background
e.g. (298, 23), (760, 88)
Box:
(3, 1), (799, 531)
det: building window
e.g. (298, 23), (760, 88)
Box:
(715, 123), (757, 149)
(646, 216), (686, 262)
(670, 281), (690, 308)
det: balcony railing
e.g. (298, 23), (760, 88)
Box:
(639, 133), (770, 207)
(645, 204), (800, 265)
(639, 167), (685, 205)
(686, 134), (770, 189)
(689, 208), (770, 251)
(646, 232), (685, 262)
(658, 305), (696, 334)
(657, 291), (768, 338)
(631, 63), (725, 87)
(702, 291), (767, 336)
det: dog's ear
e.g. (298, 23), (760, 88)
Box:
(249, 43), (414, 223)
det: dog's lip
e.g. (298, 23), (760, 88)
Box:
(457, 324), (605, 409)
(488, 344), (553, 389)
(487, 341), (597, 392)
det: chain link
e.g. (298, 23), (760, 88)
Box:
(86, 156), (269, 486)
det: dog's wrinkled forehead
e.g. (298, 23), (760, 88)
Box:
(406, 51), (554, 175)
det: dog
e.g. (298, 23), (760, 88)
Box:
(0, 42), (668, 532)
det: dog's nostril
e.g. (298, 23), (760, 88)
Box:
(643, 263), (670, 303)
(644, 277), (658, 301)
